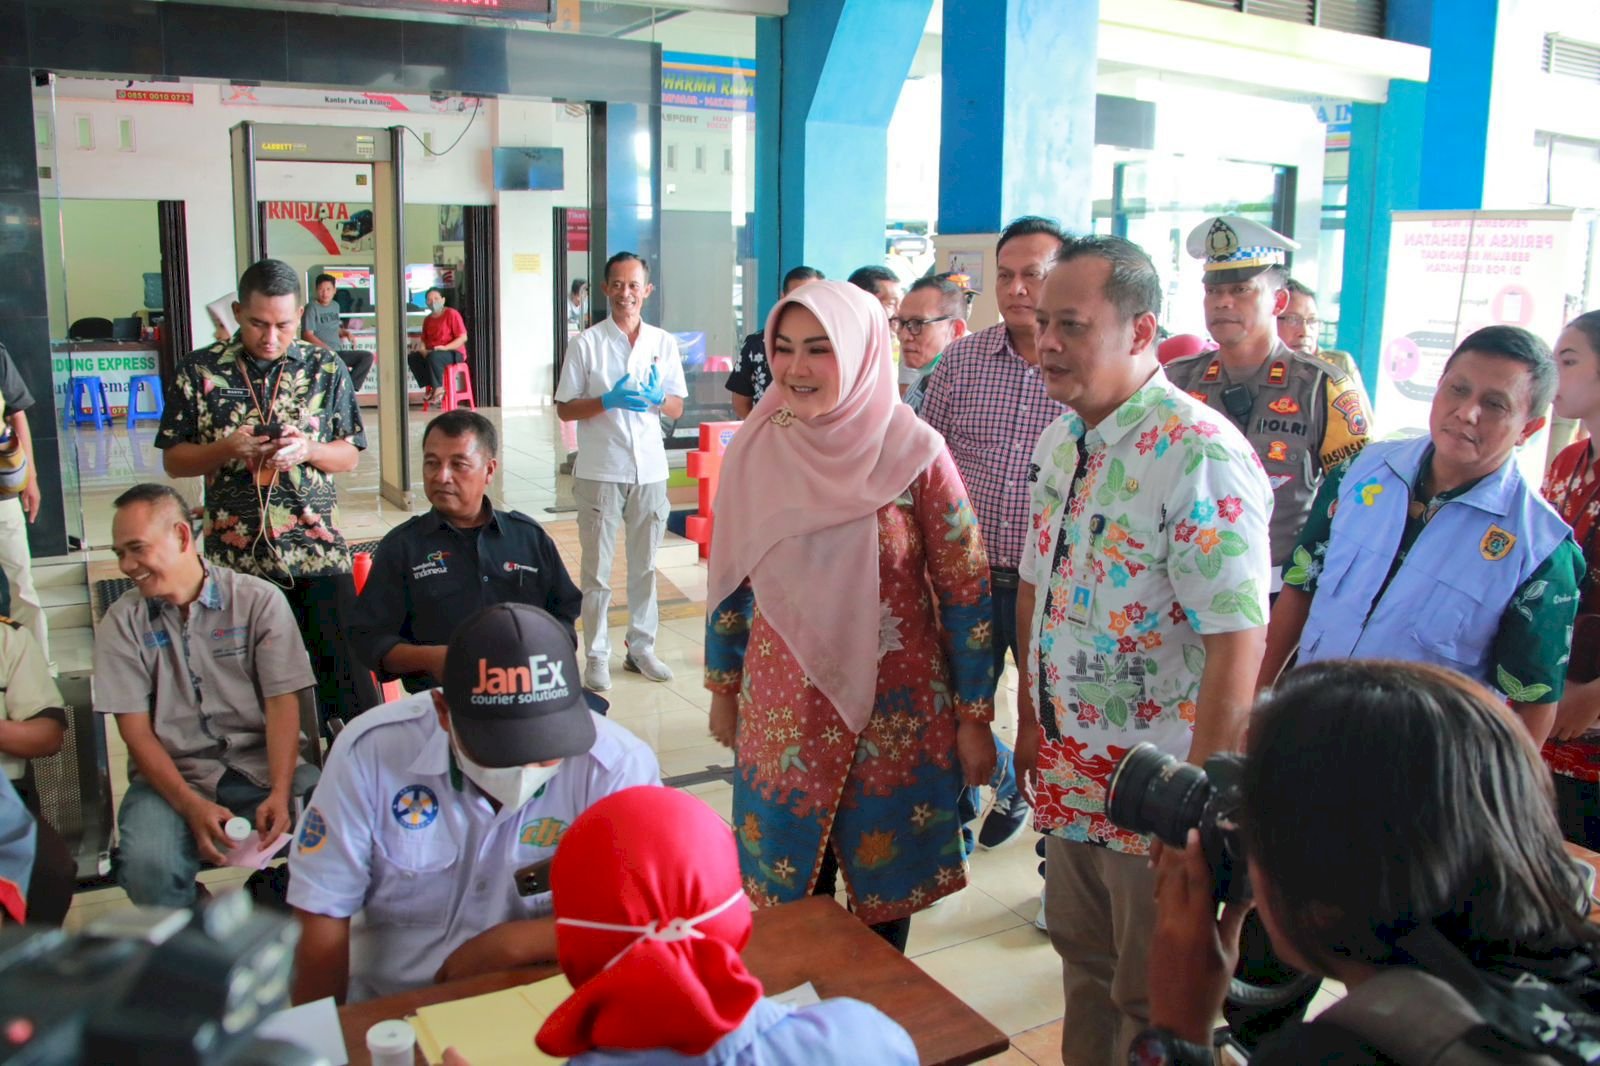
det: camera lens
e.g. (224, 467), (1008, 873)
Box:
(1105, 742), (1214, 848)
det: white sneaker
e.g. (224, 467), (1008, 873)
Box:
(584, 657), (612, 691)
(624, 649), (673, 682)
(1034, 886), (1048, 932)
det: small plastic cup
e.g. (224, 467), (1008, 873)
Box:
(224, 817), (251, 843)
(367, 1019), (416, 1066)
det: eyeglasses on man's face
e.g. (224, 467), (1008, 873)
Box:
(891, 315), (955, 337)
(1277, 314), (1319, 329)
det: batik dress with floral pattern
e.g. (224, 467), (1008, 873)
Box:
(1543, 437), (1600, 785)
(705, 449), (994, 925)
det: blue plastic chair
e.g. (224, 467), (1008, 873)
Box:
(126, 374), (164, 425)
(67, 376), (111, 429)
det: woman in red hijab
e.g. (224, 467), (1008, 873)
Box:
(703, 280), (997, 952)
(532, 785), (915, 1064)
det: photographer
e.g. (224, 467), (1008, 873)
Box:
(1134, 660), (1600, 1063)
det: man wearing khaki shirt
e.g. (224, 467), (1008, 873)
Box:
(94, 483), (318, 907)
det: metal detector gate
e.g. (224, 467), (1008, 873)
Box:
(230, 121), (413, 510)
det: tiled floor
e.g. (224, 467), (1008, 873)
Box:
(57, 404), (1206, 1063)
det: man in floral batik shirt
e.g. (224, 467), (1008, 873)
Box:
(1014, 236), (1272, 1065)
(158, 259), (374, 727)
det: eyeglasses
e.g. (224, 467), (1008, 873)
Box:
(891, 315), (955, 337)
(1277, 314), (1320, 329)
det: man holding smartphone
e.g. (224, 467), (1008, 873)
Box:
(288, 604), (658, 1005)
(157, 258), (375, 729)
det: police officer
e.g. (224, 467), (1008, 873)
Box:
(288, 603), (660, 1004)
(1165, 217), (1372, 590)
(348, 410), (582, 693)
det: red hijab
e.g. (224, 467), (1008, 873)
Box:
(535, 786), (764, 1057)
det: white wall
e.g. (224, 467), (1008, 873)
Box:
(1483, 0), (1600, 209)
(40, 199), (161, 336)
(494, 99), (591, 409)
(40, 79), (495, 347)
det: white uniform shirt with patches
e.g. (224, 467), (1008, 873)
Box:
(287, 691), (661, 1002)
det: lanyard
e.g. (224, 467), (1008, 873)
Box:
(236, 350), (287, 425)
(1037, 435), (1094, 720)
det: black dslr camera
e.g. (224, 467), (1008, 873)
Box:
(1106, 741), (1250, 903)
(0, 891), (320, 1065)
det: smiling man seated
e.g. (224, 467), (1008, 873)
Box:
(288, 603), (659, 1005)
(94, 483), (319, 907)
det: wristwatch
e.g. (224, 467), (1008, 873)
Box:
(1128, 1027), (1214, 1065)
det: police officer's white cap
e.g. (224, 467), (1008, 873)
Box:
(1186, 216), (1299, 284)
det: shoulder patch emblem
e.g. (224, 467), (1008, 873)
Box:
(1267, 361), (1288, 386)
(1201, 360), (1222, 383)
(1330, 389), (1369, 435)
(1266, 440), (1289, 463)
(1268, 396), (1300, 415)
(1481, 525), (1516, 562)
(297, 807), (329, 853)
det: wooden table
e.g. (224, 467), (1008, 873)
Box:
(338, 896), (1009, 1066)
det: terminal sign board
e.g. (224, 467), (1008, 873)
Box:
(304, 0), (551, 17)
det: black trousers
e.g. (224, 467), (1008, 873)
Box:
(407, 348), (462, 390)
(813, 842), (911, 953)
(280, 574), (380, 730)
(12, 778), (74, 927)
(335, 349), (374, 392)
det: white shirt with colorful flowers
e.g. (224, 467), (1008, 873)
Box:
(1019, 370), (1273, 854)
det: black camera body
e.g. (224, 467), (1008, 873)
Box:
(1106, 741), (1250, 903)
(0, 892), (317, 1065)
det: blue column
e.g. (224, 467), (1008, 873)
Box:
(1337, 0), (1498, 382)
(754, 0), (932, 316)
(938, 0), (1099, 236)
(604, 102), (665, 326)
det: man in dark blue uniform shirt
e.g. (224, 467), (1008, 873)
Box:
(349, 410), (581, 692)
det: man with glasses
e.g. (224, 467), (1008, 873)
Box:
(919, 216), (1067, 856)
(1165, 217), (1371, 595)
(894, 276), (968, 412)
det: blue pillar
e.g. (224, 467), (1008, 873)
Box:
(938, 0), (1098, 236)
(604, 101), (664, 326)
(1337, 0), (1498, 382)
(754, 0), (932, 318)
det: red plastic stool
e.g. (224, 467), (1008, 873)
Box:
(442, 361), (476, 411)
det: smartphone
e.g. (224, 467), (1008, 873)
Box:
(514, 858), (554, 897)
(253, 423), (284, 440)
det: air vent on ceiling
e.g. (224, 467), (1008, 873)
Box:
(1544, 34), (1600, 84)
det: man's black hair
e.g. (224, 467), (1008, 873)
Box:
(781, 266), (825, 292)
(847, 265), (898, 295)
(995, 216), (1066, 257)
(1444, 324), (1558, 417)
(237, 259), (302, 304)
(423, 409), (499, 460)
(313, 273), (337, 290)
(605, 252), (650, 282)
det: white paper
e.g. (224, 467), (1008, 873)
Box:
(224, 830), (291, 869)
(257, 997), (349, 1065)
(769, 981), (821, 1009)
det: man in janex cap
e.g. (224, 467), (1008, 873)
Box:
(287, 603), (660, 1004)
(1165, 216), (1373, 593)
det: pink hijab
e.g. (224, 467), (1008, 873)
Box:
(707, 280), (945, 733)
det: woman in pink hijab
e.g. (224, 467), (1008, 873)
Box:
(704, 280), (997, 950)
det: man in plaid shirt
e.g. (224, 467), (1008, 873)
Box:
(919, 216), (1066, 854)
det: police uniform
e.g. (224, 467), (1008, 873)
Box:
(286, 691), (660, 1002)
(348, 504), (581, 690)
(1168, 216), (1373, 575)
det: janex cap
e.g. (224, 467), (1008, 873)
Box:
(442, 603), (598, 767)
(1186, 215), (1300, 285)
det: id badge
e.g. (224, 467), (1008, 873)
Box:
(1067, 581), (1094, 626)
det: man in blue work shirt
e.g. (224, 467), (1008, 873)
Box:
(349, 410), (581, 692)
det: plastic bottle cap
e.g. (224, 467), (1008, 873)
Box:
(224, 817), (251, 842)
(367, 1019), (416, 1054)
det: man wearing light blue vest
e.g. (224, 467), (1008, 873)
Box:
(1258, 325), (1583, 745)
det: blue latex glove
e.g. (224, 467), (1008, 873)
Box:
(601, 373), (650, 412)
(640, 365), (667, 406)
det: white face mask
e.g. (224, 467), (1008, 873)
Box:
(452, 736), (561, 810)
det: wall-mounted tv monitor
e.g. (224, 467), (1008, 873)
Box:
(493, 147), (564, 191)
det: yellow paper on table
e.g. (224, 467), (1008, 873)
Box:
(409, 973), (574, 1066)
